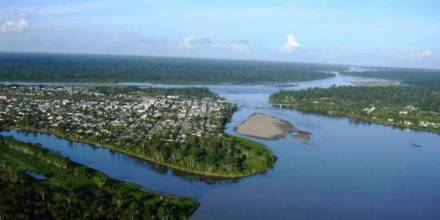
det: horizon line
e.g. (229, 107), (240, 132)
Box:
(1, 50), (439, 72)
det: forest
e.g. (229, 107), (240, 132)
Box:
(270, 86), (440, 133)
(0, 136), (199, 220)
(0, 52), (338, 84)
(342, 68), (440, 89)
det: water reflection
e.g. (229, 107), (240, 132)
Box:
(27, 171), (48, 180)
(0, 129), (240, 185)
(170, 170), (241, 184)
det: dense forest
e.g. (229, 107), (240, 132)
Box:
(270, 86), (440, 133)
(342, 68), (440, 89)
(0, 52), (338, 84)
(0, 136), (199, 220)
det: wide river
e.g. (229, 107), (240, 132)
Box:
(2, 73), (440, 220)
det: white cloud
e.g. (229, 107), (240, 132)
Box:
(399, 49), (433, 60)
(182, 37), (193, 49)
(0, 18), (29, 33)
(183, 36), (249, 53)
(415, 49), (433, 58)
(183, 36), (213, 49)
(282, 34), (300, 53)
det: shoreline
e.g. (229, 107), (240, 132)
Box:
(0, 127), (271, 179)
(235, 113), (295, 140)
(350, 79), (399, 87)
(235, 113), (313, 143)
(272, 104), (440, 135)
(0, 77), (331, 87)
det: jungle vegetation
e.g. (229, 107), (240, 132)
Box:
(342, 68), (440, 89)
(270, 86), (440, 133)
(0, 52), (338, 84)
(0, 136), (199, 220)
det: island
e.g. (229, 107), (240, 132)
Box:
(0, 85), (276, 178)
(0, 136), (198, 219)
(235, 113), (295, 139)
(235, 113), (312, 143)
(270, 86), (440, 133)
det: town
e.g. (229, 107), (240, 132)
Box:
(0, 84), (276, 178)
(0, 85), (230, 143)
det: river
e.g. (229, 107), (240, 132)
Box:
(2, 73), (440, 219)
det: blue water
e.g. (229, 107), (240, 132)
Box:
(27, 171), (48, 180)
(2, 73), (440, 219)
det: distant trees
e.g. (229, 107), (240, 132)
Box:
(0, 52), (337, 84)
(341, 69), (440, 90)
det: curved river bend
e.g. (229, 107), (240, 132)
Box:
(2, 74), (440, 220)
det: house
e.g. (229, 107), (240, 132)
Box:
(363, 106), (376, 115)
(404, 121), (413, 126)
(399, 111), (408, 115)
(405, 105), (417, 111)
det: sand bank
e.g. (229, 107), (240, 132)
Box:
(235, 113), (294, 140)
(235, 113), (312, 143)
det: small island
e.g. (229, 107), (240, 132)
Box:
(236, 113), (312, 143)
(235, 113), (294, 139)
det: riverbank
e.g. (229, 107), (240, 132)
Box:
(270, 86), (440, 134)
(0, 136), (199, 219)
(350, 79), (398, 87)
(0, 127), (275, 179)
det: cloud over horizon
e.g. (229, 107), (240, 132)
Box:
(183, 36), (249, 53)
(0, 1), (439, 69)
(282, 34), (300, 53)
(0, 18), (28, 33)
(399, 49), (433, 60)
(183, 36), (213, 49)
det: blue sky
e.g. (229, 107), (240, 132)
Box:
(0, 0), (439, 69)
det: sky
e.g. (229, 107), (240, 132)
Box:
(0, 0), (439, 69)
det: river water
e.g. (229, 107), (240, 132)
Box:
(2, 73), (440, 220)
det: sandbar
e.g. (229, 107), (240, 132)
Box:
(235, 113), (295, 140)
